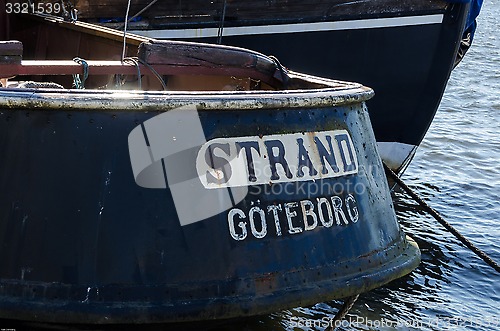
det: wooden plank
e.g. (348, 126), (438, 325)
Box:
(138, 40), (276, 75)
(138, 40), (285, 87)
(0, 41), (23, 65)
(0, 59), (282, 88)
(0, 41), (22, 56)
(31, 14), (149, 46)
(0, 60), (134, 77)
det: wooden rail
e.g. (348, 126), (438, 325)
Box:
(0, 60), (283, 87)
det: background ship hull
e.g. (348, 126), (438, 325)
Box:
(113, 0), (470, 171)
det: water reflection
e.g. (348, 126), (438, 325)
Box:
(222, 170), (498, 331)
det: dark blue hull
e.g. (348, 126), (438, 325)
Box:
(125, 1), (471, 171)
(0, 76), (420, 325)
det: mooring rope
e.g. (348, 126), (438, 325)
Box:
(325, 294), (359, 331)
(217, 0), (228, 44)
(268, 55), (290, 88)
(118, 0), (159, 30)
(122, 0), (132, 62)
(383, 163), (500, 273)
(135, 57), (168, 90)
(121, 57), (142, 89)
(72, 57), (88, 89)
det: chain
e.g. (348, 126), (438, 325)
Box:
(72, 57), (88, 89)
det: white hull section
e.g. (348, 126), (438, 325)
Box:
(377, 142), (417, 173)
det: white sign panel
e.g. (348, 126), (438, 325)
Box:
(196, 130), (358, 189)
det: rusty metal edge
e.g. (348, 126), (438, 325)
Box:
(0, 236), (419, 325)
(0, 74), (373, 111)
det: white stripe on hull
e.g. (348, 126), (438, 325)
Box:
(377, 142), (417, 172)
(130, 14), (444, 39)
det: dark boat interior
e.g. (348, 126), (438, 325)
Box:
(0, 11), (342, 93)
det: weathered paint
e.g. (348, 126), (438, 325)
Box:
(196, 130), (358, 188)
(0, 74), (419, 325)
(227, 193), (359, 241)
(0, 72), (372, 111)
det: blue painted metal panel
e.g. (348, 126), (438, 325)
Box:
(0, 81), (419, 325)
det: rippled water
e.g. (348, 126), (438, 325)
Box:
(223, 2), (500, 330)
